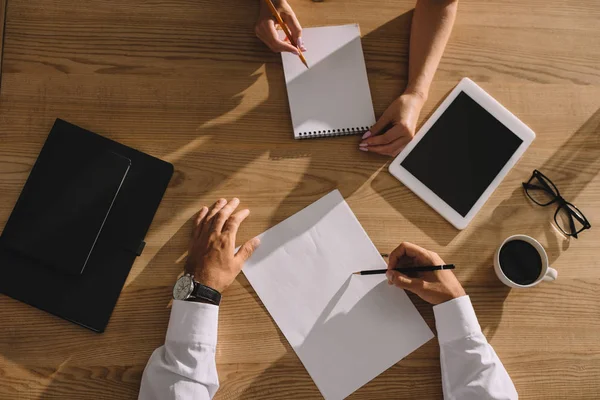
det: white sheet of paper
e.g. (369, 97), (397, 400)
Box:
(243, 190), (434, 399)
(281, 24), (376, 139)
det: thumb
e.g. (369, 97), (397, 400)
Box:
(237, 237), (261, 262)
(365, 111), (392, 140)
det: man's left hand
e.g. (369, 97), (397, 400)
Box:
(185, 198), (260, 293)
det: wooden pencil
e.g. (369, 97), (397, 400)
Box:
(263, 0), (309, 68)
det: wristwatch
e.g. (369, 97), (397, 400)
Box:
(172, 274), (221, 305)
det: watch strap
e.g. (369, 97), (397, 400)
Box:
(188, 282), (221, 305)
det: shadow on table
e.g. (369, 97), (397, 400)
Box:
(0, 0), (277, 397)
(233, 83), (600, 400)
(135, 13), (418, 256)
(370, 168), (461, 247)
(0, 54), (291, 398)
(447, 106), (600, 341)
(259, 11), (416, 229)
(368, 92), (459, 247)
(231, 14), (445, 399)
(233, 279), (443, 400)
(20, 0), (598, 392)
(169, 93), (600, 400)
(22, 10), (415, 400)
(9, 213), (199, 400)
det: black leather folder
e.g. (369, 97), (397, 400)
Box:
(0, 119), (173, 332)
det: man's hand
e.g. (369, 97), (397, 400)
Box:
(185, 198), (260, 293)
(255, 0), (306, 54)
(385, 242), (465, 305)
(359, 92), (425, 157)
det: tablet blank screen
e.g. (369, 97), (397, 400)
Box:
(400, 92), (523, 217)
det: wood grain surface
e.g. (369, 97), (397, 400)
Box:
(0, 0), (6, 84)
(1, 0), (600, 399)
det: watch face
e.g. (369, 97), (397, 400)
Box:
(173, 275), (194, 300)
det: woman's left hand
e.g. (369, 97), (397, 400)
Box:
(359, 92), (426, 157)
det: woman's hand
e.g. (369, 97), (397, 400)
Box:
(255, 0), (306, 54)
(359, 92), (426, 157)
(385, 242), (466, 305)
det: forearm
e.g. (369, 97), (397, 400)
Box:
(139, 301), (220, 400)
(139, 197), (257, 399)
(405, 0), (458, 100)
(435, 296), (517, 400)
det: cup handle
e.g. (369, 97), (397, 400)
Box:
(543, 267), (558, 282)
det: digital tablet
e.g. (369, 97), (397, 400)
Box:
(388, 78), (535, 229)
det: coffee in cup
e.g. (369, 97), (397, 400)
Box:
(494, 235), (557, 288)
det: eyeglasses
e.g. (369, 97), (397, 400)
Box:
(522, 170), (591, 239)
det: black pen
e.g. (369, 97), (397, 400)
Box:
(353, 264), (455, 276)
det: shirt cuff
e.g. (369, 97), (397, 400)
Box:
(433, 295), (481, 344)
(166, 300), (219, 347)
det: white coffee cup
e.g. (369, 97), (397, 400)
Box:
(494, 234), (558, 288)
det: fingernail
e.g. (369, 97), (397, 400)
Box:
(297, 37), (304, 47)
(362, 131), (372, 139)
(359, 143), (368, 147)
(359, 147), (368, 152)
(386, 271), (392, 281)
(231, 198), (240, 204)
(300, 46), (307, 52)
(218, 198), (227, 205)
(292, 50), (299, 56)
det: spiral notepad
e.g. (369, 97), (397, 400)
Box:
(281, 24), (376, 140)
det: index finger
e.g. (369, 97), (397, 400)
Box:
(387, 242), (425, 270)
(281, 12), (302, 43)
(362, 125), (407, 147)
(387, 243), (407, 270)
(261, 20), (300, 53)
(367, 112), (392, 137)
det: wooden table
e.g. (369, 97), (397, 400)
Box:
(1, 0), (599, 398)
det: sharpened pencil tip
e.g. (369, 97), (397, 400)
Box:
(352, 271), (360, 275)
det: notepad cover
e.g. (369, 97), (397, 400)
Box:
(1, 145), (131, 275)
(281, 24), (376, 139)
(0, 119), (173, 332)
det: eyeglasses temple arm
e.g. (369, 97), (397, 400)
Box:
(567, 206), (590, 227)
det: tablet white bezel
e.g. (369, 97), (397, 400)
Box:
(388, 78), (535, 230)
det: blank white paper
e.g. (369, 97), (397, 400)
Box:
(243, 190), (434, 399)
(281, 24), (376, 139)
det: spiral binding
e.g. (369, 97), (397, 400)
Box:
(296, 126), (370, 140)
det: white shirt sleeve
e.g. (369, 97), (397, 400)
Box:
(138, 295), (516, 400)
(138, 300), (220, 400)
(434, 295), (518, 400)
